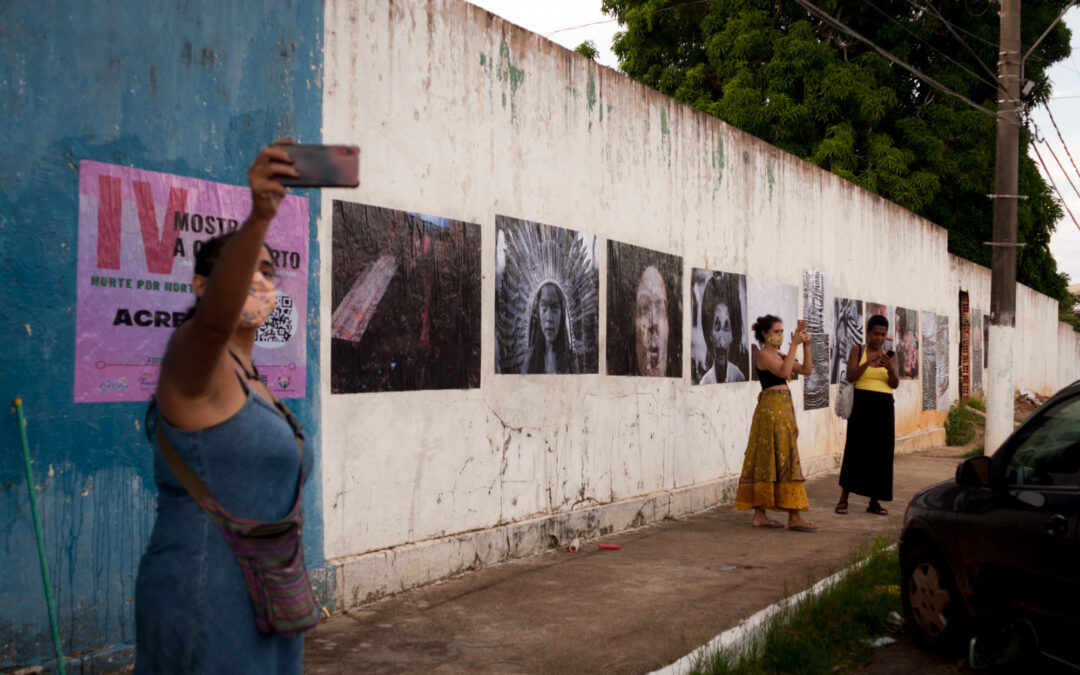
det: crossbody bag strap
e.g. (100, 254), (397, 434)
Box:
(227, 350), (304, 458)
(157, 423), (211, 504)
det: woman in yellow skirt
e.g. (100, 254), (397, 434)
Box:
(734, 315), (819, 531)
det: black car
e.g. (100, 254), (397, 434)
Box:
(900, 379), (1080, 668)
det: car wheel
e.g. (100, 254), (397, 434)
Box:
(901, 543), (968, 653)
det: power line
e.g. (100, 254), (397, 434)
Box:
(862, 0), (998, 90)
(792, 0), (1013, 123)
(546, 18), (617, 37)
(901, 0), (997, 50)
(1045, 105), (1080, 191)
(546, 0), (710, 37)
(903, 0), (1053, 64)
(1041, 134), (1080, 203)
(1031, 139), (1080, 233)
(916, 0), (999, 83)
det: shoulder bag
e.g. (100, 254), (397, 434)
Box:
(835, 347), (860, 420)
(156, 396), (320, 638)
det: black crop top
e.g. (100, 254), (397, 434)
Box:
(756, 367), (788, 390)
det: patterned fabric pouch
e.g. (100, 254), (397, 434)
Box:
(156, 399), (320, 637)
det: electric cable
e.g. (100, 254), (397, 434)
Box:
(792, 0), (1016, 123)
(546, 0), (711, 37)
(862, 0), (998, 90)
(915, 0), (999, 82)
(1031, 139), (1080, 233)
(1045, 105), (1080, 190)
(1042, 135), (1080, 202)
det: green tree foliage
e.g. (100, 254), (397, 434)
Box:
(602, 0), (1075, 305)
(575, 40), (601, 60)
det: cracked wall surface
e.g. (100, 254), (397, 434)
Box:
(318, 0), (1080, 577)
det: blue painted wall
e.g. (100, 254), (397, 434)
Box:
(0, 2), (324, 669)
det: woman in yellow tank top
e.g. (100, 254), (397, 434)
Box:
(836, 314), (899, 516)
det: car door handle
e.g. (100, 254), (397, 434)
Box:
(1046, 514), (1068, 536)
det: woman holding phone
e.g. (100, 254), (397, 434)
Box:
(734, 315), (817, 531)
(836, 314), (900, 516)
(135, 141), (315, 673)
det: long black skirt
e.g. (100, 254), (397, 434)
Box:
(839, 389), (895, 501)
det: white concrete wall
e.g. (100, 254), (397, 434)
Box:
(317, 0), (1079, 604)
(950, 254), (1080, 396)
(1059, 323), (1080, 389)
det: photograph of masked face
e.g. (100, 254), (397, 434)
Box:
(606, 240), (682, 378)
(692, 269), (748, 385)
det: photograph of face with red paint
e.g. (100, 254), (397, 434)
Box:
(607, 241), (683, 378)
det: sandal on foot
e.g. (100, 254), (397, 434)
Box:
(835, 501), (848, 515)
(866, 502), (888, 516)
(788, 523), (819, 533)
(752, 520), (785, 529)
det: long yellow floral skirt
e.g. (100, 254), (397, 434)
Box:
(734, 388), (809, 512)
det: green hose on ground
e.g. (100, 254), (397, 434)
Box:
(14, 396), (66, 675)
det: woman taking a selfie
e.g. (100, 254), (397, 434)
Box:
(734, 315), (818, 531)
(135, 141), (317, 674)
(836, 314), (900, 516)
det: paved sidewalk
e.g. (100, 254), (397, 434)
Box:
(304, 449), (966, 674)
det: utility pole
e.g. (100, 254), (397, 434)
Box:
(986, 0), (1021, 452)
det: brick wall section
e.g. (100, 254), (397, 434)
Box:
(960, 291), (970, 400)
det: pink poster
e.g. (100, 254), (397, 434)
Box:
(75, 160), (308, 402)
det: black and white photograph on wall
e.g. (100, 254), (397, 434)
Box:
(921, 310), (937, 410)
(866, 302), (895, 352)
(804, 335), (831, 410)
(495, 215), (599, 375)
(831, 297), (864, 384)
(747, 277), (799, 382)
(330, 200), (482, 393)
(895, 307), (919, 380)
(607, 241), (683, 377)
(802, 269), (829, 333)
(971, 309), (983, 392)
(936, 314), (950, 410)
(802, 270), (830, 410)
(691, 268), (749, 384)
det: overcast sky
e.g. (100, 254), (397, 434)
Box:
(467, 1), (1080, 285)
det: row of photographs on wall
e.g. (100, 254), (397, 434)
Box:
(329, 200), (957, 411)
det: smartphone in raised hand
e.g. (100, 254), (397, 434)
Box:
(277, 144), (360, 188)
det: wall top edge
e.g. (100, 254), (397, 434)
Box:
(456, 0), (948, 242)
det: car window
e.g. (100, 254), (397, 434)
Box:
(1004, 393), (1080, 488)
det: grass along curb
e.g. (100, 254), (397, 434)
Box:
(650, 540), (900, 675)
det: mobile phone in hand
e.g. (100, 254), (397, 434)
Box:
(886, 350), (895, 359)
(277, 144), (360, 188)
(796, 319), (806, 332)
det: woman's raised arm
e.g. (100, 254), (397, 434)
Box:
(158, 142), (297, 401)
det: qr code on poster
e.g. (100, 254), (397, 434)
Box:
(256, 294), (295, 346)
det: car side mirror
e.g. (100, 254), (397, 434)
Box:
(956, 455), (992, 487)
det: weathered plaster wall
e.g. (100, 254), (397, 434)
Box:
(317, 0), (988, 606)
(950, 254), (1080, 396)
(1, 2), (325, 670)
(1058, 323), (1080, 389)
